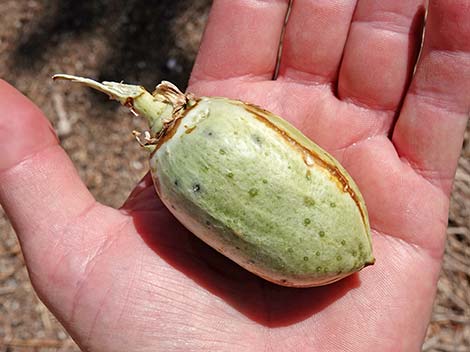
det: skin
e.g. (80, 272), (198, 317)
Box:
(0, 0), (469, 351)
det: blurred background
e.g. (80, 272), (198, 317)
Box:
(0, 1), (468, 351)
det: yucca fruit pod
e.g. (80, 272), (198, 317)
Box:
(53, 74), (375, 287)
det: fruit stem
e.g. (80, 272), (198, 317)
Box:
(52, 74), (176, 135)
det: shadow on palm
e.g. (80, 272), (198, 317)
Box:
(124, 173), (361, 328)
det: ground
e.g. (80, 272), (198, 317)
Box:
(0, 1), (468, 351)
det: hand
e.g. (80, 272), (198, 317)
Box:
(1, 0), (468, 351)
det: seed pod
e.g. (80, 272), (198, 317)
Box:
(53, 74), (375, 287)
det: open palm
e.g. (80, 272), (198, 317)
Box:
(1, 1), (469, 351)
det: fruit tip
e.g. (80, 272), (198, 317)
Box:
(52, 73), (74, 81)
(365, 257), (376, 267)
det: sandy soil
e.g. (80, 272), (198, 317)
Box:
(0, 1), (468, 351)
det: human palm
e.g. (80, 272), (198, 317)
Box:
(1, 1), (469, 351)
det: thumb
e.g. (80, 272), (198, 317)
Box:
(0, 79), (125, 313)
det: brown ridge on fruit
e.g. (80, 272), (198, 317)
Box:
(242, 103), (367, 228)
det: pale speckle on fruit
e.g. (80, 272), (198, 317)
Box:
(304, 196), (315, 207)
(248, 188), (259, 197)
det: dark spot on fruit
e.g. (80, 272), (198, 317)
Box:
(174, 180), (179, 186)
(287, 247), (294, 253)
(252, 134), (263, 145)
(205, 220), (211, 226)
(316, 266), (322, 272)
(303, 256), (309, 261)
(304, 218), (311, 226)
(336, 255), (342, 261)
(248, 188), (259, 197)
(171, 204), (176, 210)
(262, 179), (268, 184)
(227, 172), (234, 178)
(316, 251), (320, 256)
(193, 184), (201, 192)
(202, 166), (209, 172)
(248, 259), (256, 264)
(319, 231), (325, 237)
(235, 246), (240, 250)
(330, 202), (336, 208)
(341, 240), (346, 245)
(219, 149), (226, 155)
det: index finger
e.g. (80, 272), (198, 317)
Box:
(190, 0), (289, 83)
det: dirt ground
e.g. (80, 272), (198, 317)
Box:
(0, 1), (469, 351)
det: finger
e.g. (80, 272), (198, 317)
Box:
(0, 80), (119, 279)
(392, 0), (470, 193)
(190, 0), (288, 82)
(338, 0), (426, 111)
(278, 0), (357, 84)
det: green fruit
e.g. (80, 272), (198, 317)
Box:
(53, 74), (375, 287)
